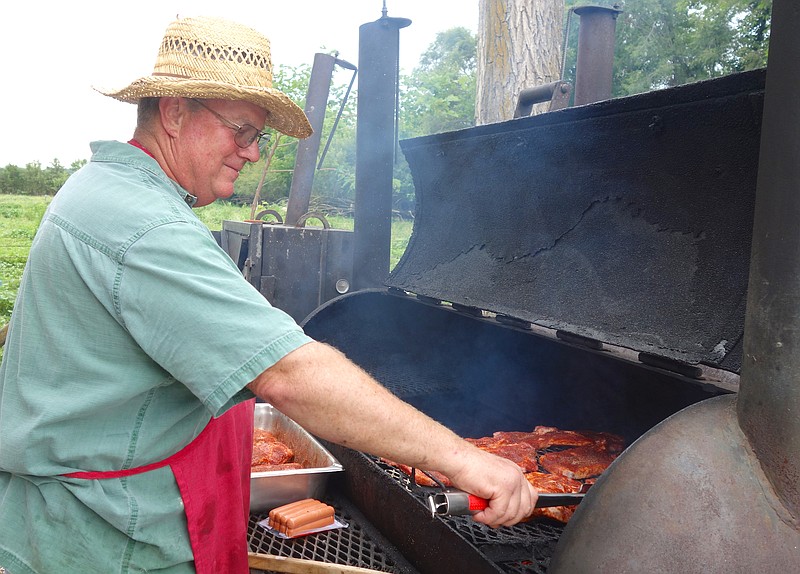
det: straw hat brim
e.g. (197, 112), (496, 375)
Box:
(96, 76), (312, 139)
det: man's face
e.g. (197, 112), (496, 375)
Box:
(172, 98), (268, 207)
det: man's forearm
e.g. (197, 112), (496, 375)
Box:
(247, 341), (471, 477)
(247, 340), (538, 528)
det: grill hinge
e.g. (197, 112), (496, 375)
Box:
(638, 352), (704, 379)
(495, 314), (533, 330)
(556, 330), (605, 351)
(451, 303), (484, 317)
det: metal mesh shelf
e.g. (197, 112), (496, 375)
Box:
(248, 489), (420, 574)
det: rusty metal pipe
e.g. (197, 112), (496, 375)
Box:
(286, 53), (337, 226)
(514, 81), (571, 117)
(573, 5), (623, 106)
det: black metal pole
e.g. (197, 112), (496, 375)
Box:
(352, 14), (410, 290)
(738, 0), (800, 518)
(286, 53), (337, 226)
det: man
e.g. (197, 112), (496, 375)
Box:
(0, 16), (537, 574)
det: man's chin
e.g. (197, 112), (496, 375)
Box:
(192, 186), (235, 208)
(215, 186), (237, 202)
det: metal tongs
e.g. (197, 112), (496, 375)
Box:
(416, 469), (591, 517)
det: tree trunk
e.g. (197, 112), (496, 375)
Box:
(476, 0), (565, 124)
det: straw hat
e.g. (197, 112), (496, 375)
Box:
(95, 16), (312, 139)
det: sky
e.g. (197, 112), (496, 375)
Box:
(1, 1), (477, 168)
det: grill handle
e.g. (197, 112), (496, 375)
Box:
(428, 491), (488, 516)
(427, 489), (586, 516)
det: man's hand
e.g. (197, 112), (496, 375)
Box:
(446, 447), (538, 528)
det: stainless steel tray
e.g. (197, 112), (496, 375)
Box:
(250, 402), (344, 513)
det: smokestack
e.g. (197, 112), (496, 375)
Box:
(573, 5), (623, 106)
(352, 11), (410, 290)
(286, 53), (338, 226)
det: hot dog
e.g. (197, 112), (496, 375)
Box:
(267, 498), (335, 535)
(268, 498), (317, 531)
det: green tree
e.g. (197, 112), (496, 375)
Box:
(44, 159), (69, 193)
(0, 165), (25, 195)
(22, 162), (51, 196)
(401, 27), (478, 136)
(393, 28), (478, 210)
(0, 159), (82, 195)
(686, 0), (771, 71)
(562, 0), (771, 97)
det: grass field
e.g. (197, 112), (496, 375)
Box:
(0, 195), (51, 330)
(0, 194), (413, 338)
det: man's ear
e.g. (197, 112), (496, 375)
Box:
(159, 97), (185, 138)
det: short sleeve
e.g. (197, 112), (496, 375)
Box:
(117, 220), (312, 412)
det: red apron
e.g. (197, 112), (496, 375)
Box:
(64, 399), (256, 574)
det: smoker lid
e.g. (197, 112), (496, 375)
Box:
(390, 69), (766, 373)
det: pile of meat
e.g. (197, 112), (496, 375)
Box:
(386, 425), (624, 523)
(251, 428), (303, 473)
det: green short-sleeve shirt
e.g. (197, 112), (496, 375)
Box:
(0, 141), (312, 573)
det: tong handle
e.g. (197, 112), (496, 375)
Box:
(428, 488), (587, 516)
(467, 494), (489, 512)
(428, 490), (487, 516)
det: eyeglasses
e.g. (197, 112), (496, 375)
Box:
(190, 98), (270, 149)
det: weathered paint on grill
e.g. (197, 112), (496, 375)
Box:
(395, 70), (765, 373)
(738, 0), (800, 522)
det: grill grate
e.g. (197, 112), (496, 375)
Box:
(374, 458), (565, 574)
(247, 452), (572, 574)
(369, 358), (460, 398)
(436, 515), (562, 574)
(248, 490), (420, 573)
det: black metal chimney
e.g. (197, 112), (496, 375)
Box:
(352, 10), (410, 290)
(572, 5), (623, 106)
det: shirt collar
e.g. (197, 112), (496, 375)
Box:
(90, 140), (198, 207)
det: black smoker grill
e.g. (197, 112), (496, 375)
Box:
(254, 67), (766, 574)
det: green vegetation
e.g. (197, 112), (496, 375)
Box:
(0, 195), (52, 328)
(0, 160), (86, 196)
(401, 27), (478, 136)
(563, 0), (771, 97)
